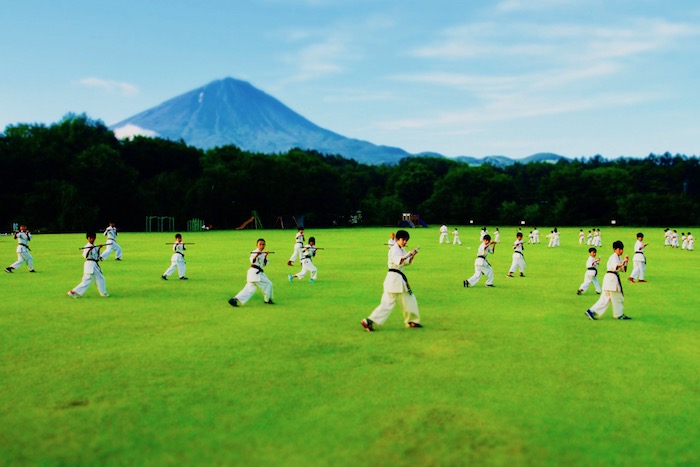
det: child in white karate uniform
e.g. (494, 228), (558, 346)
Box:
(229, 238), (274, 306)
(100, 222), (122, 261)
(361, 230), (421, 332)
(585, 241), (631, 320)
(464, 234), (497, 288)
(629, 232), (648, 283)
(506, 232), (525, 278)
(289, 236), (318, 283)
(67, 232), (108, 298)
(162, 233), (188, 280)
(577, 247), (601, 295)
(5, 225), (35, 273)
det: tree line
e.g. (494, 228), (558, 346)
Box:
(1, 114), (698, 232)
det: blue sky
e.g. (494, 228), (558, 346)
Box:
(2, 0), (699, 159)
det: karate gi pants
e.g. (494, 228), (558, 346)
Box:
(589, 290), (624, 318)
(368, 291), (420, 326)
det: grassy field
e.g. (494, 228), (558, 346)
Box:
(1, 226), (698, 466)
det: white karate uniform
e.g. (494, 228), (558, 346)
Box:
(630, 239), (646, 281)
(579, 231), (585, 244)
(466, 242), (495, 286)
(9, 230), (34, 271)
(589, 253), (625, 318)
(687, 234), (694, 251)
(439, 225), (449, 244)
(70, 242), (108, 296)
(452, 229), (462, 245)
(508, 239), (525, 275)
(578, 256), (601, 294)
(368, 243), (420, 326)
(532, 229), (540, 244)
(289, 231), (304, 262)
(163, 242), (187, 278)
(294, 244), (318, 280)
(672, 232), (679, 248)
(664, 230), (672, 246)
(235, 249), (273, 304)
(681, 235), (688, 250)
(100, 226), (122, 260)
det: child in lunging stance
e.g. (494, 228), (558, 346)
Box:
(361, 230), (421, 332)
(5, 224), (35, 273)
(506, 232), (525, 277)
(289, 236), (318, 283)
(229, 238), (274, 307)
(585, 241), (631, 320)
(628, 232), (648, 283)
(162, 233), (188, 280)
(287, 228), (304, 266)
(67, 232), (108, 298)
(464, 234), (497, 288)
(100, 221), (122, 261)
(577, 247), (601, 295)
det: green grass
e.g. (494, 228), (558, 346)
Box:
(1, 227), (698, 466)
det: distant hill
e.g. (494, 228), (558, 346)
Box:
(454, 152), (568, 167)
(111, 77), (410, 165)
(111, 76), (570, 166)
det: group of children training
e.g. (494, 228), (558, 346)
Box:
(663, 228), (695, 250)
(66, 223), (124, 298)
(439, 225), (463, 245)
(4, 222), (687, 329)
(228, 228), (321, 308)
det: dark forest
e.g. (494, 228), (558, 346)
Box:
(2, 114), (698, 232)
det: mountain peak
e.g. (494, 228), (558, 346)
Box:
(111, 77), (409, 164)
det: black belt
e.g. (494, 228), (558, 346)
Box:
(514, 251), (524, 256)
(587, 267), (598, 276)
(388, 268), (412, 295)
(251, 264), (263, 274)
(606, 271), (623, 293)
(18, 243), (31, 251)
(176, 252), (185, 257)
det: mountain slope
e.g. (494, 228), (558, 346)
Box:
(111, 77), (410, 164)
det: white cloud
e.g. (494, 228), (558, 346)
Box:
(113, 124), (158, 140)
(496, 0), (584, 13)
(77, 77), (139, 97)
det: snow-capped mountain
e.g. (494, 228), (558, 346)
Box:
(111, 77), (411, 165)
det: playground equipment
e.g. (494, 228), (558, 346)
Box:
(398, 213), (428, 228)
(187, 218), (204, 232)
(274, 214), (302, 229)
(236, 211), (263, 230)
(146, 216), (175, 232)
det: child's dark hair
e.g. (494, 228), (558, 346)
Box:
(175, 233), (182, 239)
(612, 240), (624, 250)
(86, 232), (96, 239)
(588, 247), (597, 253)
(516, 232), (523, 238)
(309, 236), (316, 243)
(257, 238), (266, 243)
(483, 234), (491, 241)
(636, 232), (644, 238)
(396, 230), (410, 241)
